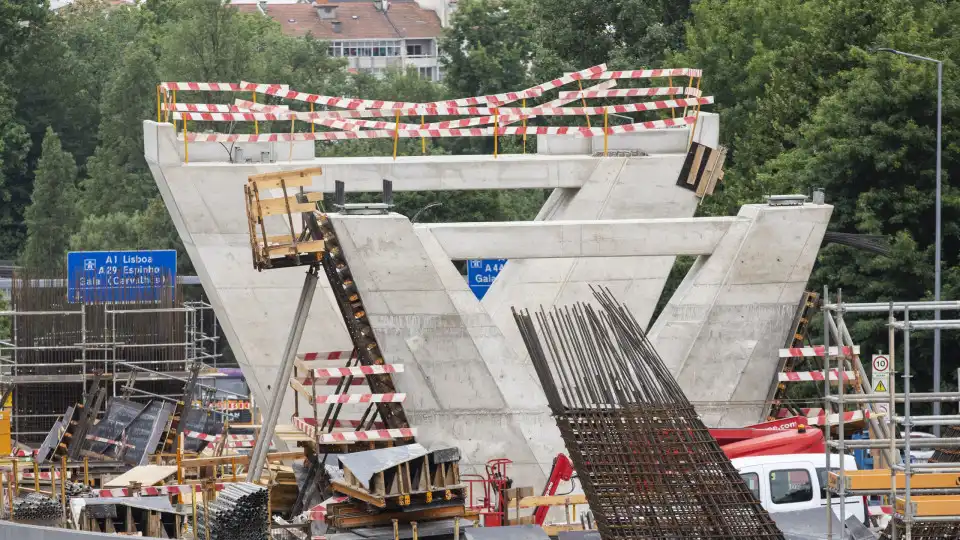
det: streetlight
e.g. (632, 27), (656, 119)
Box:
(411, 202), (442, 223)
(871, 47), (943, 435)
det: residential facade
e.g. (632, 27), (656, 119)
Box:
(238, 0), (446, 81)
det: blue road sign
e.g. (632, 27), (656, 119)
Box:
(67, 250), (177, 303)
(467, 259), (507, 300)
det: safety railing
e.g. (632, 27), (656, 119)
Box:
(154, 64), (711, 162)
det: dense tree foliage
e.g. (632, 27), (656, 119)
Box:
(2, 0), (959, 397)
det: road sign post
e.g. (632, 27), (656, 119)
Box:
(67, 250), (177, 303)
(467, 259), (507, 300)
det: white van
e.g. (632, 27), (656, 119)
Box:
(731, 453), (866, 524)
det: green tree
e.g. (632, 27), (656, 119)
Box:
(439, 0), (536, 98)
(20, 128), (80, 272)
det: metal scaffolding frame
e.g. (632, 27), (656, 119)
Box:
(823, 290), (960, 540)
(0, 292), (230, 443)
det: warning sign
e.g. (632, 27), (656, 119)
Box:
(874, 380), (887, 393)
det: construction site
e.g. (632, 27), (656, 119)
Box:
(0, 64), (957, 540)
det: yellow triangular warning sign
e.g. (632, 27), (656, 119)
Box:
(875, 380), (887, 393)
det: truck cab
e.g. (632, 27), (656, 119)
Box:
(731, 453), (866, 523)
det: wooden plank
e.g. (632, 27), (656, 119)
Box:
(181, 450), (304, 468)
(696, 147), (722, 197)
(105, 465), (177, 488)
(248, 167), (323, 190)
(266, 240), (324, 258)
(330, 501), (464, 528)
(257, 192), (323, 217)
(331, 480), (386, 508)
(518, 494), (587, 508)
(543, 523), (585, 535)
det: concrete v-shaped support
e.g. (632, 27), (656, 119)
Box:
(142, 115), (829, 489)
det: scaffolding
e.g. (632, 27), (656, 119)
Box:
(0, 274), (231, 445)
(823, 290), (960, 539)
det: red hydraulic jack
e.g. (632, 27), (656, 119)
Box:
(464, 455), (576, 527)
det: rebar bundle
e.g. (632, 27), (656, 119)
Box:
(928, 424), (960, 463)
(512, 286), (784, 540)
(6, 493), (63, 521)
(196, 482), (269, 540)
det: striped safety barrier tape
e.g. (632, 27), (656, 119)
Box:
(85, 434), (135, 448)
(579, 68), (703, 79)
(778, 346), (861, 358)
(558, 87), (699, 99)
(92, 483), (226, 498)
(309, 393), (406, 405)
(180, 116), (696, 143)
(293, 416), (416, 443)
(298, 351), (356, 361)
(778, 370), (857, 382)
(307, 365), (403, 377)
(299, 376), (369, 386)
(183, 431), (256, 443)
(806, 410), (872, 426)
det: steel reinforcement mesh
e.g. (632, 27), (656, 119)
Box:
(512, 286), (784, 540)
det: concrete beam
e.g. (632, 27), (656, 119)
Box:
(420, 217), (737, 259)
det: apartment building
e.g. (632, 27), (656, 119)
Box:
(239, 0), (445, 81)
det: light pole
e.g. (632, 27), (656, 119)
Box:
(872, 47), (943, 435)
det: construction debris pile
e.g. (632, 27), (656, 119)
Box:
(513, 287), (785, 539)
(196, 482), (269, 540)
(6, 493), (63, 522)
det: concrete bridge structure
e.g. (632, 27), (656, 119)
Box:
(144, 114), (832, 489)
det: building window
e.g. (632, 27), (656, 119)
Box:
(418, 67), (434, 80)
(407, 44), (423, 56)
(769, 469), (813, 504)
(328, 40), (401, 58)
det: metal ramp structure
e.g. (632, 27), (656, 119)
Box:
(243, 169), (417, 531)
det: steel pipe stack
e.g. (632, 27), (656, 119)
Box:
(196, 482), (269, 540)
(7, 493), (62, 521)
(879, 519), (960, 539)
(512, 286), (784, 540)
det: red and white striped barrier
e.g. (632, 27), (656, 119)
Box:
(183, 431), (256, 443)
(92, 483), (226, 498)
(301, 376), (369, 386)
(778, 370), (857, 382)
(159, 82), (244, 92)
(309, 365), (403, 377)
(558, 87), (699, 99)
(806, 410), (872, 427)
(299, 351), (356, 362)
(305, 496), (349, 522)
(779, 346), (861, 358)
(22, 471), (62, 480)
(181, 116), (696, 143)
(309, 393), (406, 405)
(171, 97), (713, 123)
(870, 505), (893, 517)
(85, 434), (135, 448)
(579, 68), (703, 79)
(293, 417), (416, 443)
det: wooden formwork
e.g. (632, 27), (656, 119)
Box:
(331, 450), (465, 509)
(244, 167), (325, 271)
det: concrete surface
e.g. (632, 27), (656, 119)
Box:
(144, 113), (832, 489)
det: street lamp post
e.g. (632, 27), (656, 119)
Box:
(873, 47), (944, 435)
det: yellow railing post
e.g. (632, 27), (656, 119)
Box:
(310, 103), (315, 134)
(172, 89), (177, 132)
(577, 80), (591, 128)
(32, 459), (39, 494)
(253, 92), (259, 135)
(156, 85), (162, 123)
(688, 76), (704, 147)
(493, 109), (499, 159)
(392, 111), (401, 160)
(289, 117), (296, 162)
(420, 114), (426, 154)
(183, 120), (189, 163)
(669, 77), (675, 118)
(522, 98), (527, 154)
(83, 457), (89, 487)
(682, 75), (693, 116)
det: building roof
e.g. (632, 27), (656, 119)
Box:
(237, 1), (442, 41)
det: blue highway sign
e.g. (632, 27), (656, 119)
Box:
(467, 259), (507, 300)
(67, 250), (177, 303)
